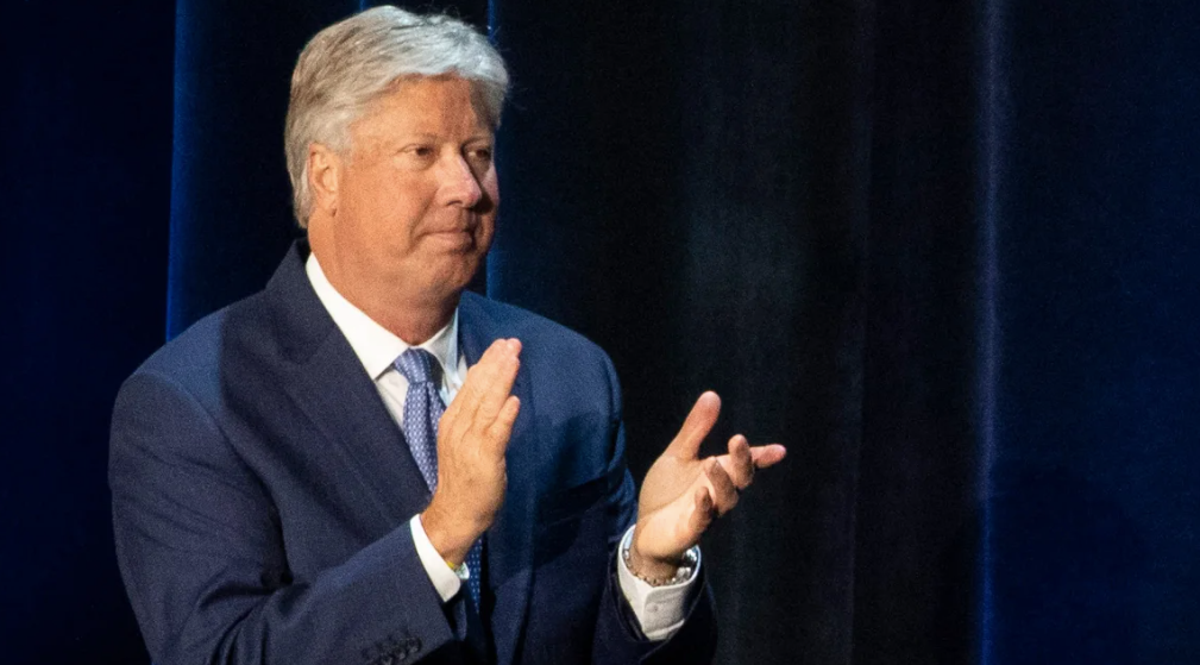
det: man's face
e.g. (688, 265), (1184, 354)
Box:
(323, 75), (498, 305)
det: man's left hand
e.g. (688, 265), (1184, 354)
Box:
(629, 391), (787, 581)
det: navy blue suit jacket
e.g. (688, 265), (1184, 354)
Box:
(109, 243), (715, 665)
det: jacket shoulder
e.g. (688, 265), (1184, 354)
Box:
(125, 289), (274, 399)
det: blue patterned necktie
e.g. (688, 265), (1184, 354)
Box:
(394, 348), (484, 608)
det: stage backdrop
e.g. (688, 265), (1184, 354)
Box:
(7, 0), (1198, 663)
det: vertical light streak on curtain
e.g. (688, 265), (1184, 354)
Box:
(166, 0), (195, 340)
(484, 0), (510, 303)
(977, 0), (1005, 661)
(164, 0), (363, 339)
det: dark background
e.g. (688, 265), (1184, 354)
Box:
(6, 0), (1199, 663)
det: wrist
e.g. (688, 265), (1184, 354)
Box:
(421, 502), (483, 566)
(626, 525), (690, 584)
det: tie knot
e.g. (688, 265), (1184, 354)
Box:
(395, 348), (442, 385)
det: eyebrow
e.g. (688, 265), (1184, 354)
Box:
(399, 132), (492, 142)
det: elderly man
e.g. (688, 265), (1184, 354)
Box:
(110, 7), (784, 665)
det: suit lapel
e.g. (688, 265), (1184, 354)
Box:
(268, 243), (432, 526)
(285, 334), (434, 524)
(268, 246), (535, 664)
(458, 293), (536, 665)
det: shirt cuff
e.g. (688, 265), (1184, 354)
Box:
(410, 515), (464, 603)
(616, 525), (701, 641)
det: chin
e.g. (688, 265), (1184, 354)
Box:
(427, 259), (482, 295)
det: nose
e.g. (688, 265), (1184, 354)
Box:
(438, 154), (484, 209)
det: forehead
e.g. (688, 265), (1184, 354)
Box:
(350, 75), (492, 143)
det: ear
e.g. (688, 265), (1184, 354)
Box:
(308, 143), (342, 216)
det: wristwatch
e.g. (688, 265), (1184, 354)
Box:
(621, 539), (699, 587)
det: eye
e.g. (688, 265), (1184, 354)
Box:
(466, 145), (493, 163)
(400, 145), (436, 162)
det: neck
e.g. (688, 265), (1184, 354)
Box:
(308, 235), (458, 346)
(331, 269), (458, 345)
(367, 297), (457, 346)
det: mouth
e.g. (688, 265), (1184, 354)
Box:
(424, 228), (477, 249)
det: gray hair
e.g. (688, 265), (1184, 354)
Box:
(285, 6), (509, 226)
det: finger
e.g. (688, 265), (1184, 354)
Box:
(705, 457), (739, 516)
(749, 444), (788, 469)
(686, 486), (715, 538)
(450, 340), (505, 418)
(452, 339), (518, 433)
(483, 395), (521, 455)
(444, 338), (513, 441)
(725, 434), (755, 489)
(664, 391), (721, 460)
(473, 341), (521, 425)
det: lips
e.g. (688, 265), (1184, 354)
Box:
(423, 227), (477, 250)
(419, 213), (488, 250)
(422, 215), (478, 237)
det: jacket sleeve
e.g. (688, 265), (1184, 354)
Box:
(109, 370), (456, 665)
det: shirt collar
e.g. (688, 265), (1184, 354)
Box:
(305, 252), (460, 384)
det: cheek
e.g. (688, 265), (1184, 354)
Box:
(477, 172), (500, 242)
(359, 178), (431, 238)
(476, 217), (497, 254)
(484, 171), (500, 206)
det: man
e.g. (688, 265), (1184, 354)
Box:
(110, 7), (785, 665)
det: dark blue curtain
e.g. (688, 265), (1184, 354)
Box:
(5, 3), (175, 663)
(993, 2), (1200, 661)
(7, 0), (1199, 663)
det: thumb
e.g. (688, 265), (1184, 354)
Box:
(665, 391), (721, 460)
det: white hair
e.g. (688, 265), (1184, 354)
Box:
(284, 6), (509, 226)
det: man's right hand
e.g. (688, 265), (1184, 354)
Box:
(421, 338), (522, 565)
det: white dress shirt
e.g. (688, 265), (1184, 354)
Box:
(305, 253), (696, 640)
